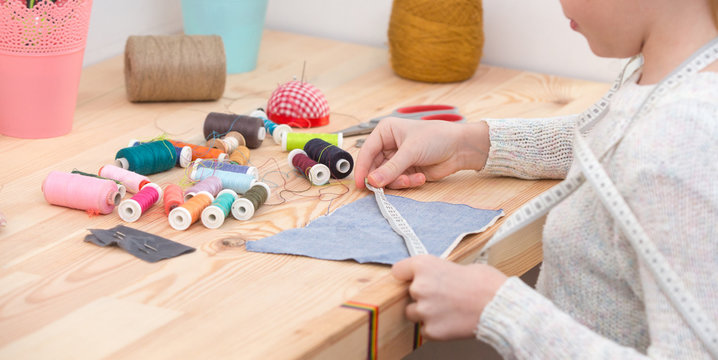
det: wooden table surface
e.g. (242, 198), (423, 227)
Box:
(0, 30), (609, 359)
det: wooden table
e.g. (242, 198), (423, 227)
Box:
(0, 30), (609, 359)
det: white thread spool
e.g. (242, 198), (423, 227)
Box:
(231, 182), (271, 220)
(118, 182), (163, 222)
(251, 108), (291, 144)
(287, 149), (330, 186)
(201, 189), (238, 229)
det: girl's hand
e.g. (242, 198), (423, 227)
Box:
(354, 118), (490, 189)
(392, 255), (507, 340)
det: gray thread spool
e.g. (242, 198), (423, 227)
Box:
(124, 35), (226, 102)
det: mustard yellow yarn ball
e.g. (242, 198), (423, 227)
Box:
(388, 0), (484, 83)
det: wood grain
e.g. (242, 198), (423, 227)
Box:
(0, 30), (609, 359)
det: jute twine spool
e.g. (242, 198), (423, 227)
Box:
(124, 35), (226, 102)
(388, 0), (484, 83)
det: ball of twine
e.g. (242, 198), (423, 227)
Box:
(124, 35), (226, 102)
(388, 0), (484, 83)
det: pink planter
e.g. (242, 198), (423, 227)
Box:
(0, 0), (93, 139)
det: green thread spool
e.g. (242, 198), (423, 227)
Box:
(115, 140), (177, 175)
(231, 182), (270, 220)
(201, 189), (238, 229)
(281, 132), (343, 152)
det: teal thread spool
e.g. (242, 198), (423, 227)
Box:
(281, 132), (343, 151)
(201, 189), (237, 229)
(231, 182), (270, 220)
(116, 140), (177, 175)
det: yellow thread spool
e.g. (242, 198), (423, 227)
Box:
(388, 0), (484, 83)
(281, 132), (343, 152)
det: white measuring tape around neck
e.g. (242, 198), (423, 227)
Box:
(475, 37), (718, 357)
(365, 179), (429, 257)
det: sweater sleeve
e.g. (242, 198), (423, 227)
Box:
(481, 115), (578, 179)
(476, 94), (718, 359)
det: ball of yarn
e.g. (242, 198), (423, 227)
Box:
(388, 0), (484, 83)
(266, 81), (330, 128)
(124, 35), (226, 102)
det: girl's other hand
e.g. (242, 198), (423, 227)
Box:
(392, 255), (507, 340)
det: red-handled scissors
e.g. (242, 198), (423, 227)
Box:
(335, 104), (465, 137)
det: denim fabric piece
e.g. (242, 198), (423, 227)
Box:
(246, 195), (503, 265)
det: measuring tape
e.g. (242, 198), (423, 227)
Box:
(365, 179), (429, 256)
(475, 37), (718, 357)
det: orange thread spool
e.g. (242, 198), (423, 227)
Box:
(163, 184), (185, 214)
(228, 145), (250, 165)
(168, 191), (214, 230)
(168, 140), (226, 161)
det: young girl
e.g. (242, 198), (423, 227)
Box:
(355, 0), (718, 358)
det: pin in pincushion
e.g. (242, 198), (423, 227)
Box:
(266, 80), (330, 128)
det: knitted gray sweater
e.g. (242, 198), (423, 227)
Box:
(477, 71), (718, 359)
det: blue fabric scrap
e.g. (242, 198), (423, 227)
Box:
(245, 194), (503, 264)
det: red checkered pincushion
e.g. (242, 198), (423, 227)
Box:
(266, 80), (330, 128)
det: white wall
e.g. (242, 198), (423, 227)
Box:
(84, 0), (622, 83)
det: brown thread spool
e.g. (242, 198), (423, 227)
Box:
(203, 112), (266, 149)
(124, 35), (226, 102)
(388, 0), (484, 83)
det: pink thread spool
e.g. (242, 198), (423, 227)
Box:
(287, 149), (330, 186)
(118, 183), (163, 222)
(99, 164), (150, 194)
(163, 183), (185, 214)
(42, 171), (120, 215)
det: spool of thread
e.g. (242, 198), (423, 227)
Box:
(71, 170), (127, 199)
(124, 35), (226, 102)
(231, 182), (271, 221)
(169, 191), (214, 231)
(250, 108), (292, 144)
(99, 164), (150, 194)
(184, 176), (223, 201)
(190, 167), (256, 194)
(227, 145), (251, 165)
(118, 183), (163, 222)
(194, 159), (258, 178)
(163, 183), (185, 214)
(206, 131), (246, 154)
(201, 189), (238, 229)
(281, 132), (342, 152)
(287, 149), (330, 186)
(388, 0), (484, 83)
(167, 139), (228, 162)
(43, 171), (120, 215)
(203, 112), (266, 149)
(304, 138), (354, 179)
(129, 139), (193, 168)
(115, 140), (177, 175)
